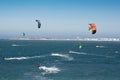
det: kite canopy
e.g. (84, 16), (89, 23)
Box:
(89, 23), (97, 34)
(79, 43), (82, 49)
(36, 20), (41, 28)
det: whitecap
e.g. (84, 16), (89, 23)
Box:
(69, 51), (87, 55)
(4, 56), (43, 60)
(11, 44), (22, 47)
(38, 66), (60, 74)
(96, 45), (105, 48)
(51, 53), (73, 60)
(11, 44), (28, 47)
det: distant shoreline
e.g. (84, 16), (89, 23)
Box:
(3, 37), (120, 42)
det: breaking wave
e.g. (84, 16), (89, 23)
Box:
(69, 51), (87, 55)
(51, 53), (73, 60)
(38, 66), (60, 74)
(96, 45), (105, 48)
(11, 44), (30, 47)
(4, 56), (43, 61)
(11, 44), (24, 47)
(69, 51), (114, 58)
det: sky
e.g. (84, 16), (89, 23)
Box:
(0, 0), (120, 39)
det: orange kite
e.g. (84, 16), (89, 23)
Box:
(89, 23), (97, 34)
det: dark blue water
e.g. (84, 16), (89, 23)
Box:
(0, 40), (120, 80)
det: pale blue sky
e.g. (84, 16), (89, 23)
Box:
(0, 0), (120, 38)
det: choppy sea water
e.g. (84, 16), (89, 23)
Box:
(0, 40), (120, 80)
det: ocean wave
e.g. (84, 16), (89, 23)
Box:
(11, 44), (29, 47)
(96, 45), (105, 48)
(38, 66), (60, 74)
(34, 75), (53, 80)
(115, 51), (119, 54)
(69, 51), (114, 58)
(51, 53), (73, 60)
(69, 51), (87, 55)
(4, 56), (43, 60)
(11, 44), (23, 47)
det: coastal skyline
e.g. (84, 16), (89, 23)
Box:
(0, 0), (120, 39)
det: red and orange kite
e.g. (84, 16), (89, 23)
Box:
(89, 23), (97, 34)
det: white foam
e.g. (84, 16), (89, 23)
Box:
(69, 51), (87, 55)
(11, 44), (22, 47)
(96, 45), (105, 48)
(4, 56), (42, 60)
(51, 53), (68, 58)
(69, 51), (115, 58)
(38, 66), (60, 74)
(11, 44), (28, 47)
(51, 53), (73, 60)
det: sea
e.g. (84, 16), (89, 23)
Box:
(0, 40), (120, 80)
